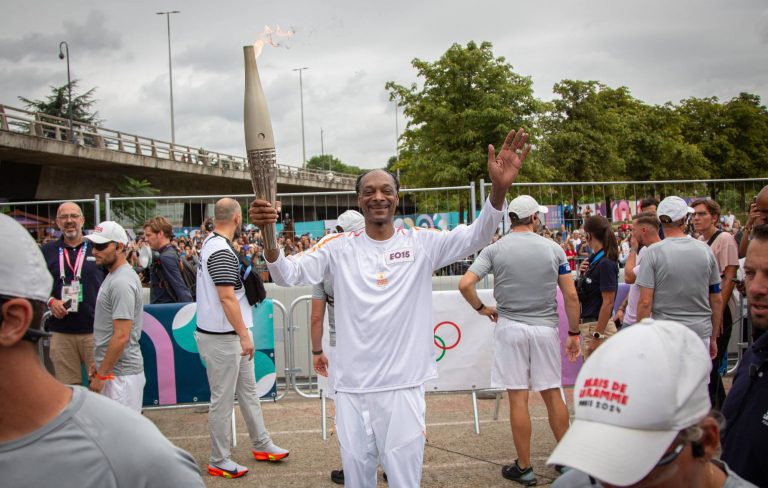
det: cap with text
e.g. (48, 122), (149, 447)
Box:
(657, 196), (694, 222)
(509, 195), (548, 219)
(0, 214), (53, 302)
(547, 319), (711, 486)
(84, 221), (129, 245)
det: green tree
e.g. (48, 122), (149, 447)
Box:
(19, 80), (102, 143)
(306, 154), (365, 175)
(720, 93), (768, 178)
(538, 80), (641, 183)
(19, 79), (102, 126)
(676, 97), (732, 178)
(621, 103), (710, 182)
(386, 41), (540, 189)
(111, 176), (159, 229)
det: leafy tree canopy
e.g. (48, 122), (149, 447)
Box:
(111, 176), (160, 229)
(386, 41), (541, 188)
(306, 154), (365, 175)
(19, 79), (102, 126)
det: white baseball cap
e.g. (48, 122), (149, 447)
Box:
(657, 196), (694, 222)
(336, 210), (365, 232)
(84, 221), (129, 245)
(547, 319), (711, 486)
(509, 195), (548, 219)
(0, 214), (54, 302)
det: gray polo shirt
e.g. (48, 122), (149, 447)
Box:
(312, 278), (337, 346)
(93, 263), (144, 375)
(469, 232), (570, 328)
(551, 460), (756, 487)
(635, 236), (721, 339)
(0, 387), (204, 488)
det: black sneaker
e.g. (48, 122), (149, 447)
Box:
(501, 460), (537, 486)
(330, 469), (344, 485)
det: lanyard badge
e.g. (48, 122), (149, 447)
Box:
(59, 242), (87, 312)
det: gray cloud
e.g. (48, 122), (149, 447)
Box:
(2, 0), (767, 171)
(0, 11), (122, 62)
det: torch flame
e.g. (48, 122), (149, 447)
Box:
(253, 25), (295, 59)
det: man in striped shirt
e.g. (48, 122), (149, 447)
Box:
(196, 198), (288, 479)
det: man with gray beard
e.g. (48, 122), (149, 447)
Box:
(41, 202), (106, 385)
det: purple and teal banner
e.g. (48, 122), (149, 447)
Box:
(139, 299), (277, 406)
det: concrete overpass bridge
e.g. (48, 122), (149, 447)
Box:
(0, 104), (357, 201)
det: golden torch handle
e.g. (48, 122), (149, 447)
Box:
(247, 148), (278, 249)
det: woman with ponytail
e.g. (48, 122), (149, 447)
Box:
(578, 215), (619, 358)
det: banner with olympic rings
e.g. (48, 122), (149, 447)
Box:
(425, 289), (497, 391)
(425, 288), (584, 391)
(319, 288), (584, 396)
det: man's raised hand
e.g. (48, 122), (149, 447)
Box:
(488, 128), (530, 187)
(487, 128), (531, 208)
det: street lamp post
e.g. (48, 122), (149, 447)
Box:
(58, 41), (74, 144)
(293, 67), (309, 169)
(394, 97), (400, 161)
(157, 10), (180, 145)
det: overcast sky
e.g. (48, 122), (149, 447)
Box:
(2, 0), (767, 170)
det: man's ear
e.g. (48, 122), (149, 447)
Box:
(698, 417), (721, 459)
(0, 299), (33, 347)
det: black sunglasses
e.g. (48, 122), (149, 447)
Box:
(0, 295), (51, 343)
(92, 241), (115, 251)
(653, 440), (686, 469)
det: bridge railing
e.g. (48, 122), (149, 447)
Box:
(0, 104), (358, 186)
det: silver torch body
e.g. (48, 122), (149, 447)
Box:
(243, 45), (278, 250)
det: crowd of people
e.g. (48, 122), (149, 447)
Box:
(1, 124), (766, 487)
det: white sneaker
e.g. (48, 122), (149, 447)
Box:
(252, 441), (290, 461)
(208, 459), (249, 478)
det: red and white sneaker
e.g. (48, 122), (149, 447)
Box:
(208, 460), (249, 478)
(252, 441), (290, 462)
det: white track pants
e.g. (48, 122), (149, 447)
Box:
(335, 385), (426, 488)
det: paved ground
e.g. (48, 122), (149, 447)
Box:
(145, 389), (572, 487)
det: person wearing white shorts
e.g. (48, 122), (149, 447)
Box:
(101, 373), (147, 412)
(492, 319), (562, 391)
(460, 195), (581, 486)
(84, 221), (147, 412)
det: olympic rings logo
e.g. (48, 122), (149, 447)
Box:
(433, 321), (461, 362)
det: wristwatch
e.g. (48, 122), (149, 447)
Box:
(593, 331), (607, 340)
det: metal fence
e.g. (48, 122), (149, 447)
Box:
(481, 177), (768, 230)
(102, 184), (477, 232)
(0, 196), (101, 242)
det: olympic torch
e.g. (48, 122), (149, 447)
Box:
(243, 45), (278, 250)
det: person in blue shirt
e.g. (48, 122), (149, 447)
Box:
(577, 216), (619, 359)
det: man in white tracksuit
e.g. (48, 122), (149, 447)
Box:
(250, 128), (531, 487)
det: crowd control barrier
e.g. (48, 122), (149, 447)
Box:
(305, 288), (584, 438)
(139, 299), (281, 407)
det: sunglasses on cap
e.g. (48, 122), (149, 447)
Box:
(92, 241), (115, 251)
